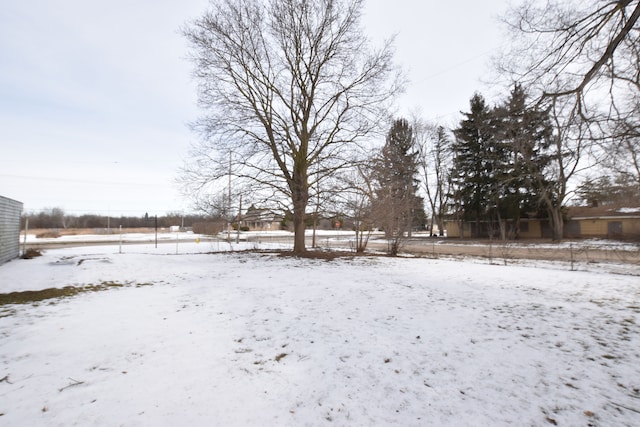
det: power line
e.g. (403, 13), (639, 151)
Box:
(0, 173), (160, 187)
(22, 207), (190, 215)
(413, 49), (494, 85)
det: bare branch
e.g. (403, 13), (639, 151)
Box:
(181, 0), (402, 252)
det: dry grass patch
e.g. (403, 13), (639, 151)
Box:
(25, 228), (159, 239)
(21, 248), (43, 259)
(0, 281), (153, 307)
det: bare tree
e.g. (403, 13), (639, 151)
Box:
(498, 0), (640, 237)
(181, 0), (401, 254)
(499, 1), (640, 182)
(332, 164), (376, 253)
(500, 0), (640, 117)
(607, 113), (640, 186)
(51, 207), (67, 229)
(414, 119), (452, 237)
(537, 99), (590, 240)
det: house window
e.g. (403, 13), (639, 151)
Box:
(608, 221), (623, 238)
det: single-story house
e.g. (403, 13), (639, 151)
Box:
(445, 204), (640, 240)
(446, 217), (547, 239)
(564, 205), (640, 239)
(240, 206), (283, 231)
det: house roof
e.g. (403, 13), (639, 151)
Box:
(567, 204), (640, 219)
(242, 207), (282, 222)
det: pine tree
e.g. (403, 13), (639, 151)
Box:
(577, 174), (640, 206)
(451, 93), (507, 237)
(451, 89), (554, 239)
(494, 83), (554, 237)
(372, 118), (424, 254)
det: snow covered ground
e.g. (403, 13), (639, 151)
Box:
(1, 242), (639, 426)
(21, 229), (361, 244)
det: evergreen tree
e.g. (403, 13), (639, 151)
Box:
(577, 174), (640, 206)
(451, 93), (507, 236)
(451, 89), (554, 239)
(372, 118), (425, 254)
(494, 83), (554, 237)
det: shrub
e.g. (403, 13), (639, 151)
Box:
(35, 230), (60, 239)
(21, 249), (43, 259)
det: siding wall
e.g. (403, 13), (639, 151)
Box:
(519, 220), (543, 239)
(0, 196), (23, 265)
(574, 217), (640, 239)
(447, 217), (640, 239)
(623, 218), (640, 237)
(444, 221), (463, 238)
(577, 219), (608, 237)
(445, 219), (544, 239)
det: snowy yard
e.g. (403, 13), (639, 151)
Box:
(1, 242), (639, 426)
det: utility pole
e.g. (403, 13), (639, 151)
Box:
(312, 163), (320, 248)
(227, 151), (232, 242)
(236, 194), (242, 244)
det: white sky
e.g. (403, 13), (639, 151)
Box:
(0, 0), (508, 216)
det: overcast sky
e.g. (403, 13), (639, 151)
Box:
(0, 0), (508, 217)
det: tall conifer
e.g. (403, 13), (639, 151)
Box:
(373, 118), (425, 253)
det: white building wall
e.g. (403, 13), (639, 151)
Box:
(0, 195), (23, 265)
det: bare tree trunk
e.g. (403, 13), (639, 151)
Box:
(355, 228), (373, 253)
(293, 211), (306, 253)
(292, 167), (309, 254)
(548, 205), (564, 241)
(389, 233), (401, 256)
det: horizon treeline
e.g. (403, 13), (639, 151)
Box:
(21, 208), (212, 230)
